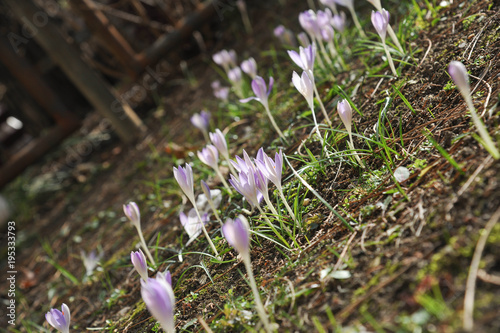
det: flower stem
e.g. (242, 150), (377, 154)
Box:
(308, 71), (331, 127)
(313, 40), (326, 69)
(349, 7), (366, 38)
(223, 155), (238, 176)
(136, 227), (156, 267)
(243, 253), (274, 333)
(263, 194), (279, 217)
(215, 167), (233, 195)
(264, 105), (287, 143)
(277, 188), (298, 226)
(256, 205), (290, 248)
(463, 94), (500, 159)
(208, 201), (223, 226)
(387, 24), (404, 54)
(348, 132), (365, 168)
(193, 206), (220, 259)
(312, 82), (332, 127)
(328, 41), (347, 71)
(202, 130), (210, 144)
(318, 40), (332, 65)
(382, 41), (398, 76)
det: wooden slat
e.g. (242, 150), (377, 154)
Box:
(4, 0), (145, 144)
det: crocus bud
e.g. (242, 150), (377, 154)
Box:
(141, 273), (176, 333)
(288, 44), (316, 73)
(297, 32), (310, 47)
(131, 249), (148, 281)
(173, 164), (195, 204)
(321, 25), (335, 42)
(222, 215), (250, 257)
(240, 76), (274, 110)
(292, 71), (315, 110)
(197, 145), (219, 170)
(299, 10), (320, 38)
(228, 67), (243, 85)
(81, 249), (102, 276)
(200, 180), (222, 211)
(274, 25), (285, 38)
(191, 110), (210, 132)
(337, 99), (352, 134)
(45, 304), (70, 333)
(211, 81), (230, 101)
(229, 171), (261, 208)
(123, 202), (141, 230)
(371, 9), (389, 41)
(241, 57), (257, 79)
(331, 11), (346, 32)
(209, 129), (229, 159)
(316, 9), (333, 29)
(256, 149), (283, 191)
(448, 61), (470, 98)
(212, 49), (237, 71)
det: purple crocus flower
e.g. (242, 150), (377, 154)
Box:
(209, 129), (229, 160)
(45, 304), (70, 333)
(210, 129), (237, 176)
(141, 272), (176, 333)
(274, 25), (285, 37)
(241, 57), (257, 79)
(256, 149), (283, 191)
(292, 71), (315, 110)
(371, 9), (389, 41)
(221, 215), (273, 331)
(197, 145), (219, 170)
(274, 25), (297, 46)
(240, 76), (274, 110)
(297, 32), (310, 47)
(200, 181), (217, 205)
(448, 61), (499, 159)
(211, 81), (230, 101)
(331, 11), (346, 32)
(228, 67), (243, 85)
(321, 25), (335, 42)
(337, 99), (352, 134)
(316, 9), (333, 29)
(191, 110), (211, 133)
(199, 181), (223, 211)
(299, 10), (321, 39)
(81, 249), (103, 276)
(222, 215), (250, 257)
(180, 208), (208, 245)
(229, 171), (261, 208)
(287, 44), (316, 73)
(240, 75), (286, 141)
(173, 163), (195, 204)
(214, 87), (230, 101)
(123, 202), (141, 229)
(231, 153), (251, 175)
(212, 49), (237, 72)
(448, 61), (469, 96)
(131, 249), (148, 281)
(255, 147), (266, 164)
(123, 201), (157, 266)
